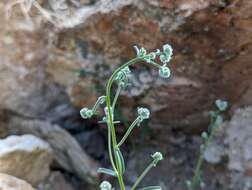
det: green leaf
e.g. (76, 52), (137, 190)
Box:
(138, 186), (162, 190)
(115, 148), (125, 175)
(97, 168), (117, 177)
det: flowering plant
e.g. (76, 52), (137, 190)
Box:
(80, 44), (173, 190)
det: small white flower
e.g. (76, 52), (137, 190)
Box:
(137, 107), (150, 121)
(163, 44), (173, 56)
(80, 108), (93, 119)
(151, 152), (164, 166)
(215, 99), (228, 111)
(149, 52), (156, 60)
(100, 181), (112, 190)
(158, 66), (171, 78)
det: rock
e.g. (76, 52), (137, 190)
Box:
(0, 135), (53, 186)
(0, 0), (252, 134)
(225, 107), (252, 174)
(205, 106), (252, 189)
(38, 172), (74, 190)
(0, 110), (99, 185)
(0, 173), (35, 190)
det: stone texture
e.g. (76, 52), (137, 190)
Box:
(0, 173), (36, 190)
(38, 172), (74, 190)
(0, 110), (100, 185)
(0, 0), (252, 134)
(0, 135), (53, 186)
(204, 106), (252, 189)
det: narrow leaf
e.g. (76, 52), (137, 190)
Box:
(115, 148), (125, 175)
(97, 168), (117, 177)
(138, 186), (162, 190)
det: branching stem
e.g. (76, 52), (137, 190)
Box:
(131, 160), (156, 190)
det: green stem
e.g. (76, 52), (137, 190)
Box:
(92, 96), (105, 114)
(112, 85), (122, 112)
(190, 120), (219, 190)
(106, 57), (144, 190)
(105, 56), (161, 190)
(107, 120), (117, 174)
(117, 117), (140, 147)
(131, 160), (156, 190)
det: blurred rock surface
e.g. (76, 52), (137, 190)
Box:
(0, 173), (36, 190)
(0, 0), (251, 133)
(38, 172), (74, 190)
(205, 106), (252, 189)
(0, 110), (100, 185)
(0, 135), (53, 186)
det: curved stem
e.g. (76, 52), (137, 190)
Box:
(106, 57), (143, 190)
(117, 117), (140, 147)
(107, 120), (117, 173)
(92, 96), (105, 114)
(190, 117), (220, 190)
(112, 85), (122, 112)
(131, 160), (156, 190)
(105, 56), (161, 190)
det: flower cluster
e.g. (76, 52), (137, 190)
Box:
(80, 96), (106, 119)
(135, 44), (173, 78)
(115, 66), (131, 88)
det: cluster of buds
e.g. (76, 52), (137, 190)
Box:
(134, 44), (173, 78)
(80, 96), (106, 119)
(115, 66), (131, 89)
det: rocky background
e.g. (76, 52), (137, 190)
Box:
(0, 0), (252, 189)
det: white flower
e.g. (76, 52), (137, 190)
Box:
(158, 66), (171, 78)
(151, 152), (164, 166)
(215, 99), (228, 111)
(137, 107), (150, 121)
(100, 181), (112, 190)
(80, 108), (93, 119)
(163, 44), (173, 56)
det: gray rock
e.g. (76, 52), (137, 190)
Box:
(0, 135), (53, 186)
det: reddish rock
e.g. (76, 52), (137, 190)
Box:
(0, 0), (252, 133)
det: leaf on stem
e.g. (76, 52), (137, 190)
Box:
(97, 168), (117, 177)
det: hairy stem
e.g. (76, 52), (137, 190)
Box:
(117, 117), (140, 147)
(131, 160), (156, 190)
(112, 85), (122, 112)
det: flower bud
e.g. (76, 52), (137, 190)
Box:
(80, 107), (93, 119)
(215, 99), (228, 111)
(137, 107), (150, 122)
(149, 52), (156, 60)
(159, 66), (171, 78)
(201, 132), (208, 140)
(100, 181), (112, 190)
(163, 44), (173, 56)
(151, 152), (164, 166)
